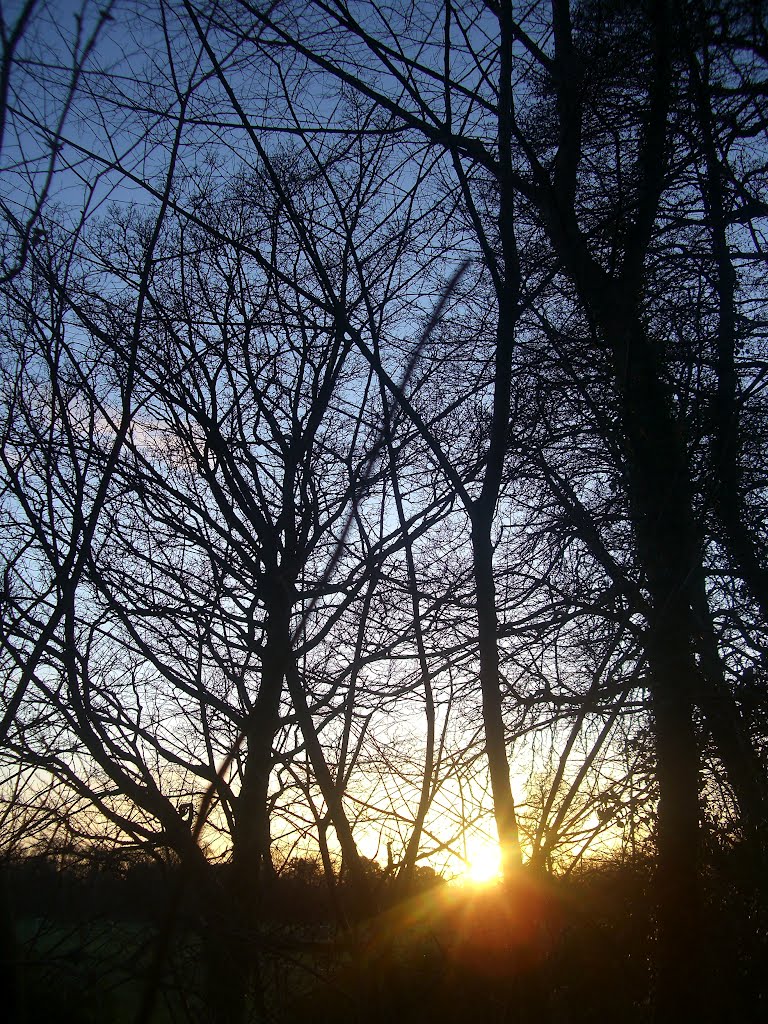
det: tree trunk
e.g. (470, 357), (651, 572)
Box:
(222, 604), (287, 1022)
(0, 866), (19, 1024)
(601, 301), (707, 1021)
(651, 683), (703, 1022)
(284, 657), (372, 914)
(471, 517), (522, 877)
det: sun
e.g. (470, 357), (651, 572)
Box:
(463, 844), (502, 885)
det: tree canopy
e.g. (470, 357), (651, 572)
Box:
(1, 1), (766, 1021)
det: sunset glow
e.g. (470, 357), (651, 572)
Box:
(462, 844), (502, 885)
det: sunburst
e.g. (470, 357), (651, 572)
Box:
(462, 843), (501, 885)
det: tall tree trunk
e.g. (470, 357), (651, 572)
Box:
(650, 682), (703, 1022)
(602, 302), (707, 1021)
(471, 517), (522, 877)
(222, 605), (287, 1023)
(552, 201), (766, 1020)
(464, 0), (523, 881)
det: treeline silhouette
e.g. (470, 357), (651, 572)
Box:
(4, 841), (765, 1024)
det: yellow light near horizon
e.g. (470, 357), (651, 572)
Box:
(463, 843), (502, 885)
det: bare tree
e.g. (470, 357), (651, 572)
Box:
(230, 0), (768, 1016)
(3, 2), (767, 1021)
